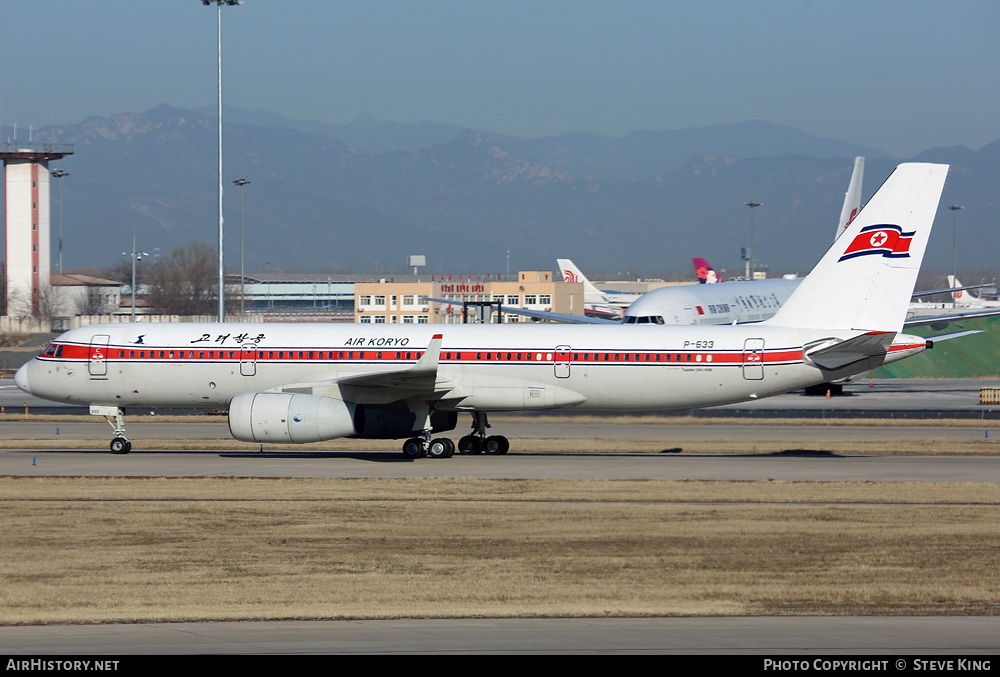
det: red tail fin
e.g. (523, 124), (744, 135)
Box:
(693, 258), (724, 284)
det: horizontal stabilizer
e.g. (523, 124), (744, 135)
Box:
(804, 332), (895, 371)
(924, 329), (982, 347)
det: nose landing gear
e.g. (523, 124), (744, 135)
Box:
(92, 405), (131, 454)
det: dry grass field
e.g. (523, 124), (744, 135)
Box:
(1, 476), (998, 625)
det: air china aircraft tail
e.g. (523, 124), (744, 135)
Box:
(767, 162), (949, 333)
(835, 156), (865, 241)
(693, 258), (725, 284)
(557, 258), (606, 301)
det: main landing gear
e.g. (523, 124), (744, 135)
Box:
(458, 412), (509, 455)
(401, 434), (455, 459)
(399, 412), (509, 459)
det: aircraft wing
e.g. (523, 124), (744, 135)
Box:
(912, 283), (993, 298)
(427, 297), (618, 325)
(275, 334), (457, 403)
(903, 308), (1000, 329)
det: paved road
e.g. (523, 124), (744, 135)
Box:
(2, 617), (999, 655)
(3, 447), (1000, 482)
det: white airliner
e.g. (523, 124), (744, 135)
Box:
(17, 163), (950, 459)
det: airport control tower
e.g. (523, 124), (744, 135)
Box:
(1, 143), (74, 316)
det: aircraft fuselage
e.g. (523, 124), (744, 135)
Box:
(19, 321), (923, 414)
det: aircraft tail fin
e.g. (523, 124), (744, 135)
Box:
(766, 163), (949, 333)
(693, 258), (725, 284)
(947, 275), (966, 302)
(835, 156), (865, 241)
(557, 259), (606, 301)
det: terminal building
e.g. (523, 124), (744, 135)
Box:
(355, 271), (584, 324)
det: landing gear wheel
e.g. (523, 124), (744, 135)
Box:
(427, 437), (454, 459)
(458, 435), (482, 454)
(110, 437), (131, 455)
(483, 435), (509, 455)
(402, 437), (424, 459)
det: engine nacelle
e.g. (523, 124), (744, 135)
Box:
(229, 392), (360, 444)
(354, 405), (457, 439)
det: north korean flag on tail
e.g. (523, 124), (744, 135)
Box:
(838, 224), (915, 262)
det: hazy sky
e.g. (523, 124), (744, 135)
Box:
(1, 1), (996, 157)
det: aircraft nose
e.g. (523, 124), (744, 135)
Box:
(14, 363), (30, 394)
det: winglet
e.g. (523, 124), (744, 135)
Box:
(411, 334), (443, 374)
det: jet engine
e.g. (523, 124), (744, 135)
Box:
(228, 393), (458, 444)
(229, 392), (360, 444)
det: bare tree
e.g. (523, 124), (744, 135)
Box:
(7, 283), (67, 319)
(76, 286), (114, 315)
(147, 241), (218, 315)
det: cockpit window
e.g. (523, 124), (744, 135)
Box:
(624, 315), (665, 325)
(41, 344), (56, 357)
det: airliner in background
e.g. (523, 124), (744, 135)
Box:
(948, 276), (1000, 308)
(437, 157), (867, 327)
(449, 156), (991, 333)
(17, 164), (959, 458)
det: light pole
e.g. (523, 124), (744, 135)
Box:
(202, 0), (243, 322)
(949, 203), (963, 308)
(122, 231), (148, 323)
(51, 169), (69, 274)
(265, 261), (272, 310)
(744, 200), (762, 280)
(233, 177), (250, 315)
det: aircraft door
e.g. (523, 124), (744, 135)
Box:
(240, 344), (257, 377)
(742, 338), (765, 380)
(88, 335), (110, 377)
(554, 345), (571, 379)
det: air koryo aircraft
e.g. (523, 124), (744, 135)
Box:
(17, 163), (948, 458)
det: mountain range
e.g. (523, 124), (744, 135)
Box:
(4, 105), (997, 278)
